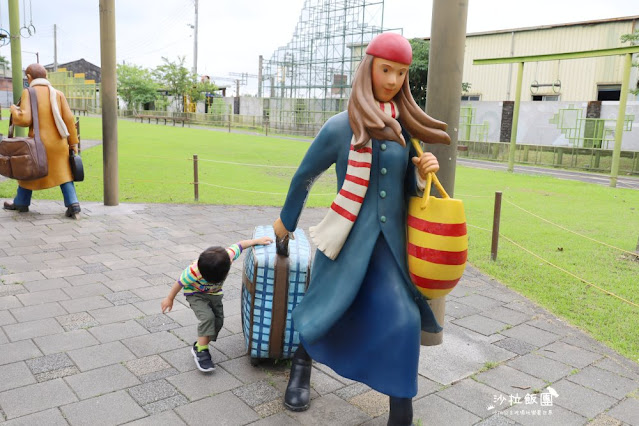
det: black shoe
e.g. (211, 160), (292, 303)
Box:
(284, 346), (312, 412)
(65, 203), (81, 218)
(388, 397), (413, 426)
(191, 342), (215, 372)
(3, 201), (28, 212)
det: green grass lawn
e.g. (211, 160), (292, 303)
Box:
(1, 116), (638, 362)
(455, 168), (639, 362)
(0, 116), (336, 206)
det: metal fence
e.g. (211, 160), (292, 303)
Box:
(459, 140), (639, 175)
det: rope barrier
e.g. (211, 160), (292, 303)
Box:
(467, 224), (639, 309)
(196, 181), (333, 196)
(504, 198), (639, 258)
(454, 193), (493, 198)
(194, 158), (299, 169)
(133, 154), (302, 170)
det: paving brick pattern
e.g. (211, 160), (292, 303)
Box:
(0, 201), (637, 425)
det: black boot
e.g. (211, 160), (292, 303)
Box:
(65, 203), (81, 218)
(284, 345), (312, 412)
(388, 397), (413, 426)
(3, 201), (28, 212)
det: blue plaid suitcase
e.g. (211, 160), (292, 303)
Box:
(242, 225), (311, 364)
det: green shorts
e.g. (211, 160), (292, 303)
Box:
(185, 293), (224, 340)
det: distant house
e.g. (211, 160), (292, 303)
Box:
(44, 59), (101, 83)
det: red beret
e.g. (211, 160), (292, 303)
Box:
(365, 32), (412, 65)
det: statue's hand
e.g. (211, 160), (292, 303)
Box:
(273, 217), (290, 239)
(412, 152), (439, 179)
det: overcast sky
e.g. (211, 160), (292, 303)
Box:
(3, 0), (637, 95)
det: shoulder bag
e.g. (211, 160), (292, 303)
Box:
(69, 149), (84, 182)
(407, 138), (468, 300)
(0, 87), (48, 180)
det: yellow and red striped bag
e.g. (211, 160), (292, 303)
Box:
(407, 139), (468, 299)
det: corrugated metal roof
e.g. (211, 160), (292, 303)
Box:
(421, 15), (639, 40)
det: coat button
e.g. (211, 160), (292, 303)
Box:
(380, 168), (387, 175)
(380, 143), (387, 151)
(380, 191), (386, 198)
(380, 216), (386, 223)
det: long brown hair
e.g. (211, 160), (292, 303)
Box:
(348, 54), (451, 149)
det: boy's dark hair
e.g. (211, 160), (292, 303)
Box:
(198, 246), (231, 284)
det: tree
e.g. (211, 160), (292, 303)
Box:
(408, 37), (472, 107)
(116, 63), (158, 111)
(152, 56), (194, 112)
(187, 79), (218, 104)
(408, 38), (429, 108)
(620, 30), (639, 95)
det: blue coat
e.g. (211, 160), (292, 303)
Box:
(280, 111), (442, 344)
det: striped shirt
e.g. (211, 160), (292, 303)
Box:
(178, 244), (242, 296)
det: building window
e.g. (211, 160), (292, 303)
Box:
(461, 95), (481, 101)
(532, 95), (560, 101)
(597, 84), (621, 101)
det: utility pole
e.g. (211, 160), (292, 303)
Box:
(99, 0), (118, 205)
(53, 24), (58, 71)
(8, 0), (24, 136)
(192, 0), (198, 75)
(422, 0), (469, 346)
(258, 55), (263, 98)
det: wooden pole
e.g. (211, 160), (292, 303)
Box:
(193, 154), (199, 202)
(99, 0), (119, 205)
(491, 191), (503, 261)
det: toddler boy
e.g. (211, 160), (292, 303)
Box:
(161, 236), (272, 372)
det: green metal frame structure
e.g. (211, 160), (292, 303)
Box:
(474, 45), (639, 187)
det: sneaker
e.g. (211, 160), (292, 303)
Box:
(191, 342), (215, 372)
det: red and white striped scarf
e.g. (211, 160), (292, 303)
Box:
(309, 101), (399, 260)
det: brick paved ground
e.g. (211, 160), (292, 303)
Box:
(0, 200), (637, 425)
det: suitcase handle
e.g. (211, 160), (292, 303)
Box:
(275, 234), (289, 257)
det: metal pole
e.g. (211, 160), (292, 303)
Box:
(192, 0), (198, 75)
(423, 0), (469, 347)
(8, 0), (24, 137)
(99, 0), (119, 205)
(258, 55), (263, 99)
(193, 154), (199, 201)
(508, 62), (524, 172)
(609, 53), (632, 188)
(53, 24), (57, 71)
(491, 191), (502, 261)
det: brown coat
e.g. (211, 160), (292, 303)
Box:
(11, 86), (79, 190)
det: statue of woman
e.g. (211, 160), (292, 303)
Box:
(274, 32), (451, 425)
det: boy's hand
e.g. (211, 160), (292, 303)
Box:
(161, 297), (174, 313)
(255, 236), (273, 246)
(412, 152), (439, 179)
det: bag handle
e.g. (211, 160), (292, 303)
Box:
(411, 138), (449, 209)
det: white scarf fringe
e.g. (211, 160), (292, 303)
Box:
(30, 78), (70, 138)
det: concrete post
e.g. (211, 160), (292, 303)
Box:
(609, 53), (632, 188)
(507, 62), (524, 172)
(99, 0), (119, 205)
(8, 0), (24, 137)
(423, 0), (469, 346)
